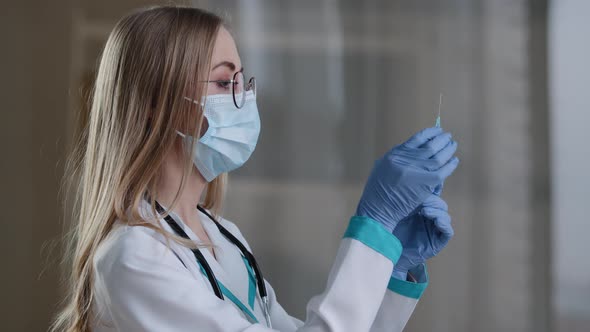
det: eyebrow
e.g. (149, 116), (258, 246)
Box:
(212, 60), (243, 73)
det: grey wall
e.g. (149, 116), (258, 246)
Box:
(549, 0), (590, 330)
(1, 2), (34, 330)
(1, 1), (72, 330)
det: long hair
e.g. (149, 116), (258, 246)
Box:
(52, 5), (226, 331)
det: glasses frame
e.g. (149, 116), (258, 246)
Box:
(200, 71), (256, 109)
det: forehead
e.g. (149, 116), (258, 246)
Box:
(211, 27), (241, 69)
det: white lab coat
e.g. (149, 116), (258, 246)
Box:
(91, 199), (427, 331)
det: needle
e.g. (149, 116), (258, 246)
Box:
(435, 93), (443, 128)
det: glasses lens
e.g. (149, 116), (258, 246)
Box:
(233, 71), (245, 108)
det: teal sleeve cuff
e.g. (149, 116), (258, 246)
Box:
(343, 216), (403, 264)
(387, 263), (429, 299)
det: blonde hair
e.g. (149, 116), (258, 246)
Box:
(52, 5), (226, 331)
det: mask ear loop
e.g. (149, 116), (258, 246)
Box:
(179, 73), (211, 138)
(177, 97), (198, 138)
(195, 71), (213, 139)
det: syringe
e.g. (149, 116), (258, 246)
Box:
(435, 93), (443, 128)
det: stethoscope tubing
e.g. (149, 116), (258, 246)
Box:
(153, 200), (271, 327)
(155, 201), (225, 298)
(196, 205), (269, 299)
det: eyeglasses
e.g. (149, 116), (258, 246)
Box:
(200, 71), (256, 109)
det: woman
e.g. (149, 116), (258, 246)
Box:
(53, 5), (459, 332)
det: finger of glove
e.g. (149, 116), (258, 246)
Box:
(402, 127), (444, 149)
(422, 207), (454, 236)
(419, 132), (453, 159)
(422, 140), (458, 171)
(422, 194), (448, 211)
(429, 156), (460, 184)
(433, 184), (443, 196)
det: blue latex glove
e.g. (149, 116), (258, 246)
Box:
(392, 194), (454, 280)
(355, 127), (459, 232)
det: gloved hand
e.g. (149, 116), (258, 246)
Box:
(355, 127), (459, 232)
(392, 194), (454, 280)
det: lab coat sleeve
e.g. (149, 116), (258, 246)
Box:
(228, 215), (408, 331)
(95, 216), (403, 331)
(369, 264), (429, 332)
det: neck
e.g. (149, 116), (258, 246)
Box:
(155, 140), (207, 222)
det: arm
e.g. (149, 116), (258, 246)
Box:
(261, 219), (427, 332)
(354, 127), (458, 332)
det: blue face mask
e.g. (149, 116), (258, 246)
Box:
(178, 91), (260, 182)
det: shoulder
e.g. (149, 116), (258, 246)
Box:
(91, 220), (211, 326)
(93, 222), (182, 279)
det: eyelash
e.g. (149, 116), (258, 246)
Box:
(215, 80), (237, 90)
(216, 81), (231, 89)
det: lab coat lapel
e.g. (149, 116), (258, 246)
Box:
(140, 199), (255, 314)
(165, 210), (235, 290)
(198, 209), (254, 309)
(165, 207), (253, 310)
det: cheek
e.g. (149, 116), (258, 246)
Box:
(200, 116), (209, 137)
(184, 109), (209, 138)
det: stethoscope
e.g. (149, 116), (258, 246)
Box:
(154, 201), (272, 328)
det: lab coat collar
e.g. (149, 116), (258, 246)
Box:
(138, 199), (253, 309)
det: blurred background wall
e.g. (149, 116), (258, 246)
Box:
(1, 0), (588, 331)
(549, 0), (590, 330)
